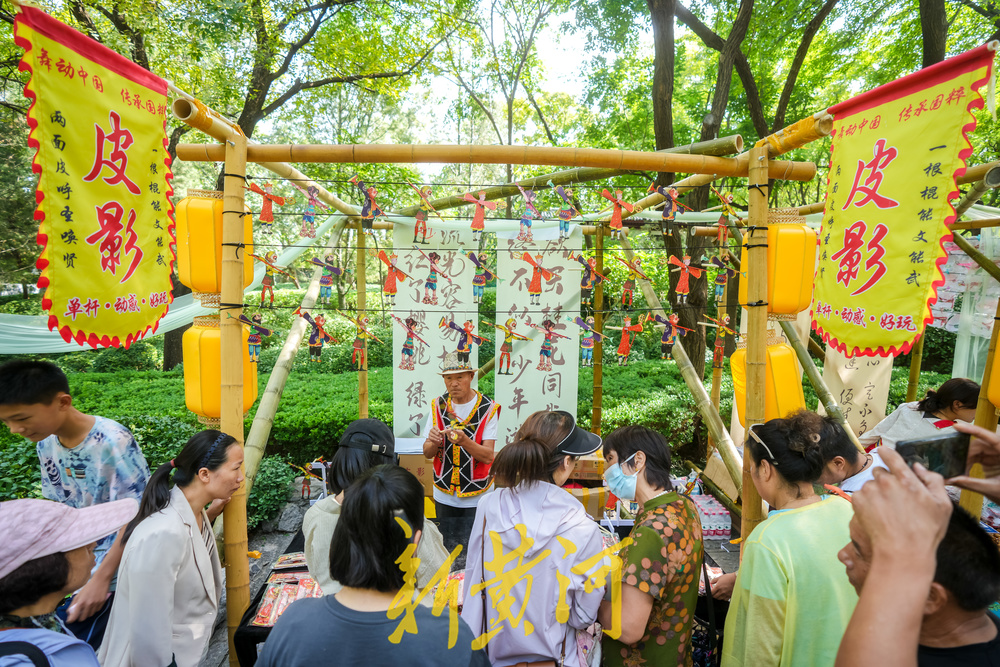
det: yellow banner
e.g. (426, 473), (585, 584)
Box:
(812, 44), (995, 357)
(15, 6), (175, 348)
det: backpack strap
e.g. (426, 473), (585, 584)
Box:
(0, 640), (52, 667)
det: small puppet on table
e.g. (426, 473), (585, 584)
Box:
(548, 180), (580, 240)
(391, 315), (429, 371)
(349, 175), (384, 235)
(710, 256), (738, 305)
(616, 256), (649, 310)
(568, 316), (608, 368)
(669, 254), (703, 305)
(295, 308), (338, 363)
(600, 188), (633, 240)
(607, 315), (644, 366)
(240, 313), (274, 363)
(414, 247), (452, 306)
(653, 312), (692, 360)
(702, 313), (739, 368)
(463, 191), (498, 244)
(311, 255), (346, 306)
(245, 182), (289, 232)
(440, 317), (486, 365)
(570, 253), (605, 310)
(409, 183), (443, 244)
(468, 252), (499, 305)
(521, 252), (554, 307)
(375, 250), (410, 307)
(484, 318), (531, 376)
(516, 184), (540, 243)
(530, 319), (570, 371)
(290, 184), (328, 238)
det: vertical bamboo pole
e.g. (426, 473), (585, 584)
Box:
(706, 279), (729, 457)
(357, 225), (369, 418)
(742, 144), (770, 546)
(959, 298), (1000, 515)
(906, 337), (925, 402)
(221, 134), (249, 664)
(593, 223), (605, 435)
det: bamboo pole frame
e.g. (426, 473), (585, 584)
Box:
(742, 145), (770, 544)
(617, 236), (743, 494)
(221, 134), (249, 663)
(906, 337), (925, 402)
(684, 460), (743, 518)
(960, 296), (1000, 516)
(593, 223), (605, 436)
(357, 226), (369, 418)
(778, 321), (864, 453)
(175, 142), (816, 181)
(950, 218), (1000, 230)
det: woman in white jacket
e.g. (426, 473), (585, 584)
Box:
(98, 430), (243, 667)
(462, 410), (605, 667)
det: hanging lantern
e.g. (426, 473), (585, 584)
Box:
(175, 189), (255, 300)
(738, 210), (817, 315)
(730, 339), (806, 427)
(183, 315), (258, 424)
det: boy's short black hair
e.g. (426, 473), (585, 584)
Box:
(936, 505), (1000, 611)
(0, 360), (70, 406)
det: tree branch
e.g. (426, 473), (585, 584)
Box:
(524, 85), (557, 145)
(67, 1), (104, 44)
(270, 4), (333, 84)
(772, 0), (839, 132)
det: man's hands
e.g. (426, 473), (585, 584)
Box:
(66, 574), (110, 622)
(950, 422), (1000, 504)
(711, 571), (736, 600)
(423, 427), (445, 458)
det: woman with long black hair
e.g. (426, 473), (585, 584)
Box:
(860, 378), (979, 450)
(98, 430), (243, 667)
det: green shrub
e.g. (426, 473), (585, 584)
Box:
(92, 340), (160, 372)
(247, 456), (296, 530)
(110, 414), (200, 468)
(0, 436), (40, 500)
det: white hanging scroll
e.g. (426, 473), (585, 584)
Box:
(819, 346), (893, 438)
(391, 222), (476, 451)
(494, 225), (581, 448)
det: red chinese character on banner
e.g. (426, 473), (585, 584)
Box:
(64, 297), (83, 321)
(86, 202), (142, 283)
(842, 138), (900, 210)
(83, 298), (100, 317)
(879, 313), (896, 330)
(120, 212), (143, 283)
(829, 221), (889, 296)
(83, 111), (141, 195)
(856, 223), (888, 295)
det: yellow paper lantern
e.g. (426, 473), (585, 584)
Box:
(183, 316), (258, 421)
(738, 221), (817, 314)
(730, 341), (806, 427)
(175, 189), (254, 294)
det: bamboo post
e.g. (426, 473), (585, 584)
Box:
(221, 133), (249, 664)
(742, 144), (770, 545)
(618, 235), (743, 494)
(357, 226), (369, 418)
(706, 270), (730, 458)
(478, 356), (495, 379)
(959, 297), (1000, 516)
(906, 336), (925, 402)
(954, 166), (1000, 217)
(778, 320), (864, 453)
(593, 223), (605, 435)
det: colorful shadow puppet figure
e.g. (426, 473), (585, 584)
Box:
(468, 252), (499, 305)
(650, 184), (687, 237)
(415, 248), (452, 306)
(530, 319), (570, 371)
(440, 317), (487, 365)
(349, 175), (384, 235)
(296, 309), (338, 362)
(463, 191), (498, 244)
(240, 313), (273, 363)
(710, 256), (738, 305)
(391, 315), (429, 371)
(521, 252), (554, 306)
(669, 254), (703, 304)
(290, 183), (328, 238)
(616, 256), (649, 310)
(701, 313), (738, 368)
(516, 184), (540, 243)
(570, 315), (607, 367)
(548, 180), (580, 240)
(654, 312), (691, 360)
(253, 251), (297, 308)
(245, 182), (289, 231)
(376, 250), (410, 307)
(608, 314), (644, 366)
(485, 318), (531, 376)
(341, 311), (383, 370)
(571, 252), (605, 310)
(409, 183), (443, 244)
(601, 188), (634, 240)
(311, 255), (345, 306)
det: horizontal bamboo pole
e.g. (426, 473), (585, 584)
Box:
(617, 235), (743, 494)
(175, 143), (817, 181)
(755, 110), (834, 157)
(172, 96), (242, 143)
(950, 218), (1000, 230)
(778, 320), (864, 453)
(797, 202), (825, 215)
(959, 161), (1000, 186)
(954, 166), (1000, 217)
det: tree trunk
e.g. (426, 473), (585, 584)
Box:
(919, 0), (947, 68)
(21, 283), (29, 299)
(648, 0), (676, 185)
(162, 276), (192, 370)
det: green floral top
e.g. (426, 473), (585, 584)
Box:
(603, 490), (703, 667)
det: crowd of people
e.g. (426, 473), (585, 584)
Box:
(1, 357), (1000, 667)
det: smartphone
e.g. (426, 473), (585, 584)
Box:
(896, 431), (971, 478)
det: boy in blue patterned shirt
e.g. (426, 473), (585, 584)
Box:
(0, 360), (149, 651)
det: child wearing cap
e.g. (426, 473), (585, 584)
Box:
(0, 497), (138, 667)
(0, 361), (149, 651)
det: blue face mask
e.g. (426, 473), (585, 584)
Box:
(604, 453), (638, 501)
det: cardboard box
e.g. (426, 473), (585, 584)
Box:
(566, 486), (608, 521)
(569, 454), (605, 481)
(399, 454), (436, 497)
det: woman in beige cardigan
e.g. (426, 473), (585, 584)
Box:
(99, 431), (243, 667)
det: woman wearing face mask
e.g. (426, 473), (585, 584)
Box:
(720, 411), (857, 667)
(598, 426), (703, 667)
(462, 410), (606, 667)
